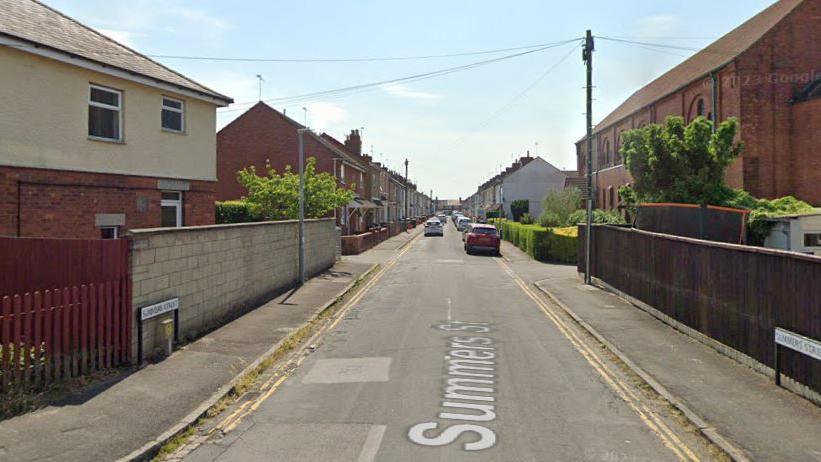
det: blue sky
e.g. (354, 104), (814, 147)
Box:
(46, 0), (774, 199)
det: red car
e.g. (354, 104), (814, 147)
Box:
(464, 224), (501, 256)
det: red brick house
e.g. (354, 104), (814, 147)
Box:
(0, 0), (232, 239)
(216, 102), (370, 234)
(577, 0), (821, 210)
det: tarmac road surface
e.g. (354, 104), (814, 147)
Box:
(182, 221), (715, 462)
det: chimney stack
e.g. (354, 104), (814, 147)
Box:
(344, 129), (362, 156)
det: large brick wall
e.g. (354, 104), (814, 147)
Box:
(575, 0), (821, 209)
(0, 166), (215, 238)
(128, 218), (338, 359)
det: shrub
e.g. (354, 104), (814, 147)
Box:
(215, 200), (264, 224)
(538, 211), (561, 227)
(721, 190), (815, 244)
(541, 187), (581, 227)
(519, 213), (534, 224)
(565, 209), (626, 226)
(510, 199), (529, 221)
(494, 220), (577, 264)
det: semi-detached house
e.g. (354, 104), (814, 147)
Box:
(0, 0), (233, 238)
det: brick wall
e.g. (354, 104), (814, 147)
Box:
(128, 218), (337, 359)
(792, 98), (821, 205)
(216, 102), (340, 201)
(0, 165), (215, 238)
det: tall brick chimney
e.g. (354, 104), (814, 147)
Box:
(344, 129), (362, 156)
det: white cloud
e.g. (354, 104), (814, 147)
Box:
(634, 14), (681, 37)
(304, 102), (348, 131)
(94, 28), (145, 48)
(164, 7), (231, 30)
(380, 83), (442, 100)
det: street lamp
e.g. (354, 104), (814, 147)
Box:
(297, 128), (311, 285)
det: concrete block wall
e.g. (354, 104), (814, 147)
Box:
(128, 218), (337, 360)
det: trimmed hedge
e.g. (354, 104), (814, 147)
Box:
(492, 219), (577, 263)
(215, 200), (265, 224)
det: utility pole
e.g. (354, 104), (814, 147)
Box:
(297, 128), (310, 285)
(583, 30), (594, 285)
(404, 158), (409, 231)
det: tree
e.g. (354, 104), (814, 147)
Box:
(620, 116), (742, 206)
(510, 199), (529, 222)
(538, 187), (581, 228)
(237, 157), (355, 220)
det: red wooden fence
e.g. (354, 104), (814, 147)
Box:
(0, 238), (130, 390)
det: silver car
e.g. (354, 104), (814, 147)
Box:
(456, 216), (471, 232)
(424, 218), (443, 236)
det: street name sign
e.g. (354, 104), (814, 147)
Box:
(775, 328), (821, 361)
(140, 297), (179, 321)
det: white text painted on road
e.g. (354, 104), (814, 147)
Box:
(408, 321), (497, 451)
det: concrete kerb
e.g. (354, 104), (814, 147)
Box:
(119, 263), (380, 462)
(533, 281), (752, 462)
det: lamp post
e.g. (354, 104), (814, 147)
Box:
(297, 128), (311, 285)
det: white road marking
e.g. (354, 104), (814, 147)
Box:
(447, 297), (452, 321)
(356, 425), (387, 462)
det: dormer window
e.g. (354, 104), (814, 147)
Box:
(162, 97), (185, 132)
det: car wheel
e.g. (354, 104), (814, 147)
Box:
(465, 246), (472, 255)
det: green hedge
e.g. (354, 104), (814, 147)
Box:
(491, 219), (577, 264)
(215, 200), (264, 224)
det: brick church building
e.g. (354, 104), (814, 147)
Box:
(577, 0), (821, 210)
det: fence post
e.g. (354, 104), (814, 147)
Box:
(774, 341), (781, 386)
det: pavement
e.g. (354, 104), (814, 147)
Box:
(179, 219), (722, 461)
(0, 227), (423, 461)
(502, 240), (821, 462)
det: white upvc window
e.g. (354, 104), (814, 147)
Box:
(160, 191), (183, 227)
(161, 97), (185, 132)
(100, 226), (119, 239)
(88, 84), (122, 141)
(340, 163), (346, 182)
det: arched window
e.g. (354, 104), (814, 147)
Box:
(603, 139), (611, 166)
(688, 96), (706, 122)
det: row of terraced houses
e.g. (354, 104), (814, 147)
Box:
(0, 0), (430, 240)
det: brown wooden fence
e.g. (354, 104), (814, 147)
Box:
(0, 237), (130, 390)
(579, 225), (821, 393)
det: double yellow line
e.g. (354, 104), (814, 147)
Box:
(495, 258), (700, 462)
(211, 233), (422, 436)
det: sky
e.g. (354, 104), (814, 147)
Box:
(45, 0), (774, 199)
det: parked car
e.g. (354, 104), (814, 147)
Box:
(462, 223), (474, 242)
(464, 224), (501, 256)
(456, 216), (471, 231)
(452, 212), (464, 224)
(437, 214), (448, 224)
(424, 218), (443, 236)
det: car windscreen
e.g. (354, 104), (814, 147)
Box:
(471, 227), (497, 235)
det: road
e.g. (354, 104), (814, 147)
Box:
(180, 220), (718, 462)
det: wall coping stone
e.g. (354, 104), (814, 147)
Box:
(127, 218), (334, 236)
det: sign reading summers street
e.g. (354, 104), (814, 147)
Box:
(140, 298), (180, 321)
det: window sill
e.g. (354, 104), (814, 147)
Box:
(88, 136), (125, 144)
(162, 128), (186, 135)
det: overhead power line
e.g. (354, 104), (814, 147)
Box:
(444, 41), (582, 152)
(6, 38), (579, 63)
(217, 38), (583, 113)
(594, 36), (739, 56)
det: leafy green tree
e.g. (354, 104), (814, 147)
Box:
(237, 157), (355, 220)
(620, 116), (742, 205)
(538, 187), (581, 228)
(511, 199), (530, 221)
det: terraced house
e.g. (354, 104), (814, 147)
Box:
(0, 0), (233, 238)
(578, 0), (821, 210)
